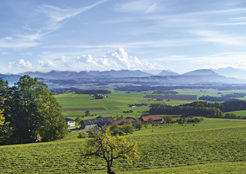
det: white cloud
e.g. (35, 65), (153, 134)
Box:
(0, 34), (39, 48)
(45, 39), (198, 49)
(190, 30), (245, 45)
(7, 49), (246, 74)
(40, 0), (108, 31)
(30, 48), (165, 72)
(116, 0), (159, 14)
(172, 52), (246, 72)
(9, 59), (33, 73)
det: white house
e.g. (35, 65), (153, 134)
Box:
(65, 118), (75, 127)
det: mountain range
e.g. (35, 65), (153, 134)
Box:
(1, 68), (246, 89)
(22, 70), (151, 80)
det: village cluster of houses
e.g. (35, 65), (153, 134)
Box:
(66, 115), (165, 129)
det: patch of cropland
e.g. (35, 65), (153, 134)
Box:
(224, 110), (246, 118)
(62, 108), (106, 112)
(55, 92), (194, 118)
(56, 90), (246, 119)
(0, 119), (246, 173)
(145, 94), (197, 101)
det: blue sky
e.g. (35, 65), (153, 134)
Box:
(1, 0), (246, 74)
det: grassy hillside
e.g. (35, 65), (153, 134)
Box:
(225, 110), (246, 118)
(0, 118), (246, 173)
(118, 162), (246, 174)
(1, 90), (246, 173)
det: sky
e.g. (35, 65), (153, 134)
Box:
(1, 0), (246, 74)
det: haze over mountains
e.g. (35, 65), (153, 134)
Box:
(213, 67), (246, 80)
(22, 70), (151, 80)
(0, 67), (245, 90)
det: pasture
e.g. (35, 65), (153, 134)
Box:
(0, 118), (246, 173)
(55, 90), (246, 119)
(1, 90), (246, 173)
(225, 110), (246, 118)
(55, 91), (197, 119)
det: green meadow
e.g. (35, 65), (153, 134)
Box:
(55, 90), (246, 119)
(225, 110), (246, 118)
(0, 118), (246, 173)
(55, 91), (197, 119)
(1, 90), (246, 173)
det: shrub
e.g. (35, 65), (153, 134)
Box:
(78, 132), (87, 139)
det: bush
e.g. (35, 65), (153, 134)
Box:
(110, 123), (134, 136)
(78, 132), (87, 138)
(121, 124), (134, 134)
(133, 120), (143, 130)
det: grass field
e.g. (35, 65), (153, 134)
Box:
(1, 90), (246, 173)
(56, 90), (246, 119)
(55, 91), (196, 119)
(225, 110), (246, 118)
(0, 118), (246, 173)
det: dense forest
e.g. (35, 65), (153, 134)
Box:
(51, 88), (111, 95)
(149, 100), (246, 118)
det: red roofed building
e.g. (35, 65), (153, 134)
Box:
(140, 115), (163, 124)
(112, 118), (136, 125)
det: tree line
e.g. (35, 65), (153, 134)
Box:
(51, 88), (111, 95)
(0, 76), (67, 145)
(149, 100), (246, 118)
(199, 93), (246, 102)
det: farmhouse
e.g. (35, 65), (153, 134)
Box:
(65, 118), (75, 127)
(140, 115), (164, 124)
(129, 103), (148, 108)
(80, 116), (113, 129)
(91, 94), (106, 99)
(112, 118), (136, 125)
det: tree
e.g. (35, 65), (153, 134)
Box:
(2, 75), (67, 144)
(0, 79), (8, 110)
(116, 115), (124, 120)
(85, 110), (90, 117)
(0, 110), (12, 144)
(121, 124), (134, 134)
(82, 128), (139, 174)
(164, 116), (174, 125)
(133, 120), (143, 130)
(75, 117), (81, 123)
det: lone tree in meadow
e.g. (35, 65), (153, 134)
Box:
(85, 110), (90, 117)
(82, 128), (139, 174)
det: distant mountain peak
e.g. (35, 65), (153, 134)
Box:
(183, 69), (219, 76)
(159, 70), (178, 76)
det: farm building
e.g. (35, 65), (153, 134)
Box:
(80, 116), (113, 129)
(112, 118), (136, 125)
(140, 115), (164, 124)
(65, 118), (75, 127)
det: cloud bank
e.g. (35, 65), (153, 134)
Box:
(8, 48), (166, 73)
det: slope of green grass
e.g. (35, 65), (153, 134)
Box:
(225, 110), (246, 118)
(0, 118), (246, 174)
(118, 162), (246, 174)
